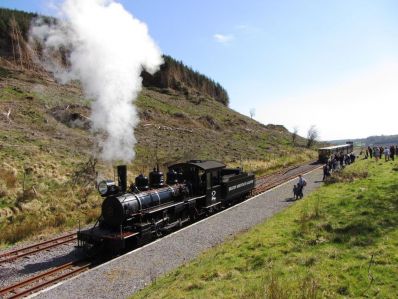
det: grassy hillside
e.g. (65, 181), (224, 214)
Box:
(132, 158), (398, 298)
(0, 8), (316, 246)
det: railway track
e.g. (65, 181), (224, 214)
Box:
(0, 233), (77, 264)
(253, 161), (321, 196)
(255, 159), (318, 186)
(0, 259), (92, 299)
(0, 160), (321, 298)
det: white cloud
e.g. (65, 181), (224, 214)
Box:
(256, 62), (398, 140)
(213, 33), (234, 44)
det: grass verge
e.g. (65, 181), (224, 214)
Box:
(132, 158), (398, 298)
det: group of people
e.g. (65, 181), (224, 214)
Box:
(322, 152), (356, 181)
(364, 145), (397, 162)
(293, 174), (307, 200)
(293, 144), (397, 200)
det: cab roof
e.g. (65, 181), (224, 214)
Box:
(169, 160), (226, 171)
(318, 144), (352, 150)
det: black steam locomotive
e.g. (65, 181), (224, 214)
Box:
(78, 160), (255, 254)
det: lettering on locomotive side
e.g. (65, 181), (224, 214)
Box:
(211, 190), (217, 202)
(228, 179), (254, 192)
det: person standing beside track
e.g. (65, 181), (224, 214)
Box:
(390, 145), (395, 161)
(297, 174), (307, 199)
(384, 147), (390, 162)
(322, 164), (330, 181)
(368, 146), (373, 158)
(374, 147), (380, 161)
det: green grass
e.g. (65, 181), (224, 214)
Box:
(132, 158), (398, 299)
(139, 94), (185, 116)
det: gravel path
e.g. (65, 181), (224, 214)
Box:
(32, 167), (323, 299)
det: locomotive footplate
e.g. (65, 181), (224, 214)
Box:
(78, 227), (139, 252)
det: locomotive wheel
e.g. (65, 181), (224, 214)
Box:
(155, 225), (163, 237)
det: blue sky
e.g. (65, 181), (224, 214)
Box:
(2, 0), (398, 140)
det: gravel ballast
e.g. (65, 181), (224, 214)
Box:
(32, 167), (323, 299)
(0, 234), (84, 289)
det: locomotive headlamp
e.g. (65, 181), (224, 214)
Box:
(98, 180), (117, 197)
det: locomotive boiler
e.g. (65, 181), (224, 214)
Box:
(78, 160), (255, 254)
(101, 183), (189, 227)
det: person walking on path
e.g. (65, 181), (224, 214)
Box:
(297, 174), (307, 199)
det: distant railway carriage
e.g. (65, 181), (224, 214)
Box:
(318, 143), (354, 163)
(78, 160), (255, 254)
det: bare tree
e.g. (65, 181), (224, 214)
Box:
(306, 125), (319, 148)
(292, 126), (298, 146)
(249, 108), (256, 119)
(1, 108), (12, 123)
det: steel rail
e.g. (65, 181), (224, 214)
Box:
(0, 259), (91, 299)
(254, 159), (318, 185)
(0, 233), (77, 264)
(253, 163), (321, 196)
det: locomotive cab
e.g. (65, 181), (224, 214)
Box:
(168, 160), (225, 207)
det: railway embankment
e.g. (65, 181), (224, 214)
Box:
(33, 165), (323, 299)
(131, 158), (398, 298)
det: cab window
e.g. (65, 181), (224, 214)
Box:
(212, 170), (220, 185)
(206, 172), (211, 190)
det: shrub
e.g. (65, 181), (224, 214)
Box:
(326, 170), (368, 184)
(0, 163), (18, 188)
(0, 180), (8, 197)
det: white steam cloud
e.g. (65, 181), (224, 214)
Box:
(30, 0), (163, 162)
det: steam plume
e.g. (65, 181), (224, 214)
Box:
(30, 0), (163, 162)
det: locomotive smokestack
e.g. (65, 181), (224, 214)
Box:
(117, 165), (127, 193)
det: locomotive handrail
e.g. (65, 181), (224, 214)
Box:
(89, 216), (101, 233)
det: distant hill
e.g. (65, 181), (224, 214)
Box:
(329, 134), (398, 146)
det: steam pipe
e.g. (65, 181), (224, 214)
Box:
(117, 165), (127, 193)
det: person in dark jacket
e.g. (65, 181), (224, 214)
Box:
(339, 153), (345, 168)
(390, 145), (395, 161)
(323, 164), (330, 181)
(368, 146), (373, 158)
(332, 157), (338, 170)
(295, 175), (307, 199)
